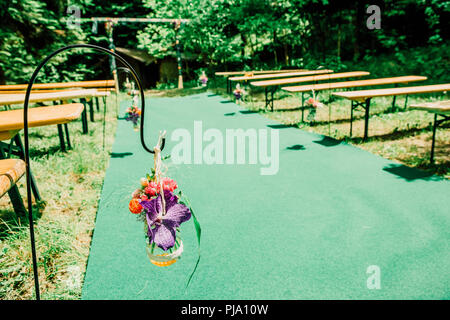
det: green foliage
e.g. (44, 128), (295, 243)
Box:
(0, 0), (94, 84)
(0, 0), (448, 86)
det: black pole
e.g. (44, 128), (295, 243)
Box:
(22, 43), (164, 299)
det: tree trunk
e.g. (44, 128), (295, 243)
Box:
(353, 2), (364, 61)
(273, 30), (278, 65)
(284, 42), (289, 66)
(337, 25), (341, 59)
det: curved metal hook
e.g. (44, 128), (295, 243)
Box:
(22, 43), (163, 299)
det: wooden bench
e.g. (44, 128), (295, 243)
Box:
(0, 89), (110, 135)
(0, 103), (84, 202)
(0, 79), (115, 91)
(229, 69), (333, 82)
(0, 88), (114, 94)
(332, 84), (450, 141)
(282, 76), (428, 122)
(0, 159), (27, 215)
(215, 70), (306, 93)
(215, 69), (306, 76)
(250, 71), (370, 111)
(409, 100), (450, 164)
(0, 80), (114, 116)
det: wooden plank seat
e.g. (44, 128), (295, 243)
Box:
(229, 69), (333, 82)
(0, 89), (110, 135)
(0, 81), (113, 118)
(282, 75), (428, 122)
(0, 79), (115, 91)
(215, 69), (306, 76)
(409, 100), (450, 163)
(228, 70), (333, 96)
(0, 159), (26, 215)
(215, 70), (307, 93)
(0, 103), (84, 203)
(250, 71), (370, 111)
(0, 88), (114, 94)
(0, 103), (85, 134)
(0, 102), (84, 152)
(332, 84), (450, 141)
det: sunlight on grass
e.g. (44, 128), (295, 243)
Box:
(0, 95), (120, 299)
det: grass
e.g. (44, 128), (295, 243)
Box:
(210, 82), (450, 179)
(0, 80), (448, 300)
(0, 95), (119, 299)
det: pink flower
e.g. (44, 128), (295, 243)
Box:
(162, 177), (178, 192)
(306, 98), (322, 108)
(145, 181), (159, 197)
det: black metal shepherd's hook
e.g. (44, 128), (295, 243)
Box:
(23, 43), (164, 299)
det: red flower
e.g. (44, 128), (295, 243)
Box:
(306, 98), (315, 105)
(129, 198), (142, 214)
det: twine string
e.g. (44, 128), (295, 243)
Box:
(153, 130), (167, 215)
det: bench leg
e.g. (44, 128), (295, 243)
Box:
(430, 113), (438, 164)
(0, 137), (42, 202)
(57, 124), (66, 152)
(349, 99), (370, 141)
(391, 95), (397, 110)
(12, 136), (42, 202)
(8, 185), (26, 216)
(363, 99), (371, 142)
(89, 99), (95, 122)
(271, 89), (274, 112)
(350, 101), (354, 137)
(80, 98), (88, 134)
(301, 92), (305, 123)
(95, 97), (100, 111)
(64, 123), (72, 149)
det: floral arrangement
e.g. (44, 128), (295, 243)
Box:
(125, 92), (141, 131)
(128, 133), (201, 286)
(305, 97), (324, 109)
(129, 175), (190, 264)
(305, 90), (324, 121)
(199, 71), (208, 87)
(233, 84), (245, 103)
(124, 77), (133, 95)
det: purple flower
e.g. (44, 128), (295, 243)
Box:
(140, 191), (191, 251)
(125, 112), (140, 125)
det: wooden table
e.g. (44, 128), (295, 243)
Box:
(0, 103), (84, 202)
(409, 100), (450, 163)
(282, 75), (428, 122)
(250, 71), (370, 111)
(332, 84), (450, 141)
